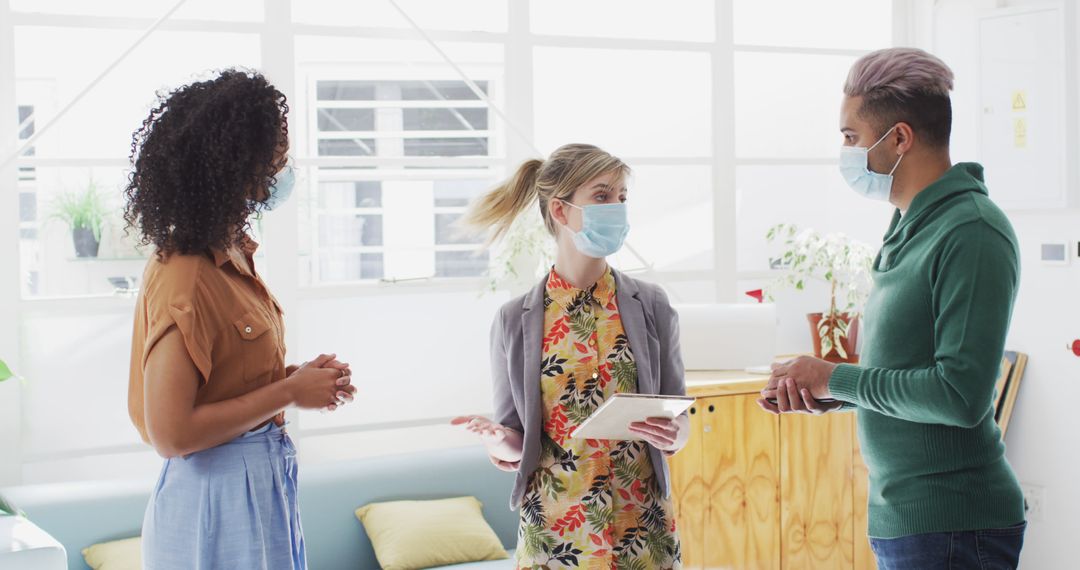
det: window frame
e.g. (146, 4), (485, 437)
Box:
(299, 61), (503, 285)
(0, 0), (910, 485)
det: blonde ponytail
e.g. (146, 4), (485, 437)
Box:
(462, 158), (543, 244)
(464, 144), (629, 245)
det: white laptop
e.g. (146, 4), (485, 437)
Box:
(673, 303), (777, 371)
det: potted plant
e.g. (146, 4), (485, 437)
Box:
(49, 180), (109, 258)
(765, 224), (875, 363)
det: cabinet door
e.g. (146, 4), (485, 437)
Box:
(780, 412), (855, 569)
(852, 420), (876, 570)
(702, 394), (781, 570)
(670, 400), (707, 568)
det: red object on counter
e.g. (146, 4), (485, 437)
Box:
(1071, 340), (1080, 357)
(745, 289), (764, 303)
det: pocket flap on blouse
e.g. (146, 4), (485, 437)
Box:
(233, 311), (271, 341)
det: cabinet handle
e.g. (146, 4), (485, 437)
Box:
(689, 407), (697, 415)
(708, 404), (715, 413)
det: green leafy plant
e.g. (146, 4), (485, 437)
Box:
(765, 224), (875, 359)
(49, 179), (109, 242)
(0, 358), (14, 383)
(0, 494), (19, 517)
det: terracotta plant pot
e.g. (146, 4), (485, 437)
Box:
(807, 312), (860, 363)
(72, 227), (100, 258)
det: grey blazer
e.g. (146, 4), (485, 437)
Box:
(489, 269), (687, 510)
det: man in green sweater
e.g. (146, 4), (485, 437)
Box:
(759, 48), (1026, 569)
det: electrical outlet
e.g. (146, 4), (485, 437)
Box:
(1021, 483), (1045, 523)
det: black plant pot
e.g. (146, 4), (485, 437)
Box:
(72, 227), (100, 258)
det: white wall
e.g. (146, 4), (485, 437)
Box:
(933, 0), (1080, 566)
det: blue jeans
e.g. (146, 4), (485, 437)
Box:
(871, 523), (1026, 570)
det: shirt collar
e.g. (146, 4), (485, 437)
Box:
(210, 236), (260, 271)
(545, 266), (618, 309)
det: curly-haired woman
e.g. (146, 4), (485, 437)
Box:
(124, 69), (356, 569)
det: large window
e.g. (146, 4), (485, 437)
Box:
(305, 77), (495, 283)
(1, 0), (900, 485)
(733, 0), (896, 277)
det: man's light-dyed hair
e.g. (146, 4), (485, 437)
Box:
(844, 48), (955, 148)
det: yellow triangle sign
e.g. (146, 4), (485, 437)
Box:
(1012, 91), (1027, 111)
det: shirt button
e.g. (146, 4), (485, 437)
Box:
(244, 326), (253, 334)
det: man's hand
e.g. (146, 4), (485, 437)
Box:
(757, 356), (843, 415)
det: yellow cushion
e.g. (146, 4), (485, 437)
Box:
(355, 496), (509, 570)
(82, 536), (141, 570)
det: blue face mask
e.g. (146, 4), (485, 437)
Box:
(839, 125), (903, 202)
(560, 200), (630, 259)
(259, 165), (295, 211)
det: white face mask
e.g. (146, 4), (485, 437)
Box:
(559, 200), (630, 259)
(839, 125), (904, 202)
(261, 165), (295, 211)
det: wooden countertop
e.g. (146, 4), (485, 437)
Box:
(684, 369), (771, 398)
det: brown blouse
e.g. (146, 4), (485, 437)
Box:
(128, 237), (287, 443)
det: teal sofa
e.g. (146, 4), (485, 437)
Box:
(0, 446), (518, 569)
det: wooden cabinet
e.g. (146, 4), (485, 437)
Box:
(670, 373), (875, 570)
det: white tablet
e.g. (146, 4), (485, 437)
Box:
(571, 393), (696, 441)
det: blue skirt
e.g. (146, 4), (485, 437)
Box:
(142, 423), (306, 570)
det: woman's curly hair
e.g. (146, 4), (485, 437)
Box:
(123, 68), (289, 258)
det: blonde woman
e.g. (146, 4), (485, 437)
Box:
(452, 144), (687, 569)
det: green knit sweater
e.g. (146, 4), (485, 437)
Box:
(829, 162), (1025, 539)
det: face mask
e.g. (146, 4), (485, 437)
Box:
(259, 165), (295, 211)
(839, 126), (903, 202)
(560, 200), (630, 259)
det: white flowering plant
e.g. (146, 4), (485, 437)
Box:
(765, 224), (875, 360)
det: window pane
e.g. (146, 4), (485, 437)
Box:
(293, 0), (508, 33)
(10, 0), (263, 21)
(14, 28), (260, 160)
(21, 312), (146, 456)
(434, 179), (488, 207)
(735, 165), (894, 272)
(400, 80), (487, 101)
(531, 0), (714, 42)
(607, 165), (714, 272)
(298, 39), (501, 284)
(15, 165), (148, 298)
(534, 48), (711, 157)
(317, 81), (377, 101)
(303, 174), (497, 284)
(318, 139), (377, 156)
(318, 214), (383, 247)
(319, 252), (384, 281)
(404, 108), (488, 131)
(404, 137), (489, 157)
(735, 52), (857, 159)
(435, 213), (472, 245)
(733, 0), (892, 50)
(17, 105), (33, 139)
(19, 192), (36, 222)
(317, 108), (375, 132)
(316, 80), (488, 102)
(435, 250), (489, 277)
(294, 292), (509, 431)
(317, 180), (383, 209)
(297, 37), (504, 69)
